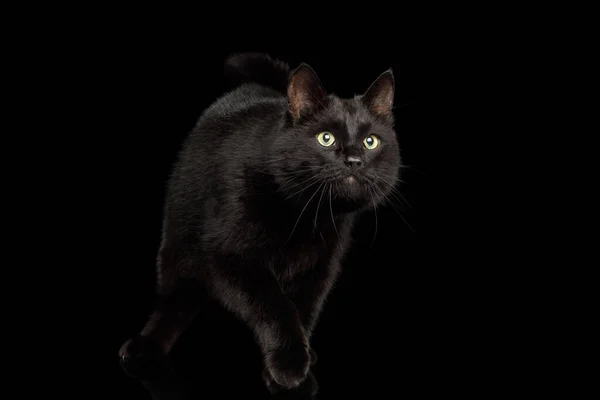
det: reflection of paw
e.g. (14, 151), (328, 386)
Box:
(118, 335), (171, 380)
(263, 368), (318, 397)
(265, 341), (310, 389)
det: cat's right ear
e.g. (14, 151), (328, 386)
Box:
(287, 64), (327, 120)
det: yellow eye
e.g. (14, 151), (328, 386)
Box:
(316, 131), (335, 147)
(363, 135), (380, 150)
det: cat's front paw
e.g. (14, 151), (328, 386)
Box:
(265, 341), (311, 389)
(263, 367), (318, 397)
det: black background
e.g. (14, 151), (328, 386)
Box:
(70, 27), (519, 398)
(16, 6), (582, 397)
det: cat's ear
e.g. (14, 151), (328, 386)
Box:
(287, 63), (327, 120)
(362, 69), (395, 120)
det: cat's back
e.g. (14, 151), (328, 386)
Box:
(164, 83), (286, 234)
(203, 83), (286, 122)
(179, 83), (286, 165)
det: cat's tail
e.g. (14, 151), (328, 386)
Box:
(224, 52), (291, 93)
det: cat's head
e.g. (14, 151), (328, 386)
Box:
(269, 63), (401, 213)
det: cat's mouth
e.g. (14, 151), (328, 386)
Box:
(344, 174), (358, 184)
(329, 174), (370, 212)
(336, 174), (366, 200)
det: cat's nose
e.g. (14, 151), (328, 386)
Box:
(345, 156), (362, 168)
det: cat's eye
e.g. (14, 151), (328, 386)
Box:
(316, 131), (335, 147)
(363, 135), (380, 150)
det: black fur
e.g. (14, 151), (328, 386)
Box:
(224, 52), (291, 93)
(119, 52), (402, 397)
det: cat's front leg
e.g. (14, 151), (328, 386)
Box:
(292, 262), (340, 342)
(211, 263), (310, 389)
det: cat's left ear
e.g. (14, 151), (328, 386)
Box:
(287, 63), (327, 120)
(362, 69), (395, 121)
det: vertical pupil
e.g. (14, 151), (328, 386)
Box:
(324, 134), (330, 142)
(367, 137), (373, 145)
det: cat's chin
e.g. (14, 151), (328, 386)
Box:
(331, 176), (372, 213)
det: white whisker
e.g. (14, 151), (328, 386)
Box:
(328, 184), (339, 239)
(286, 181), (326, 244)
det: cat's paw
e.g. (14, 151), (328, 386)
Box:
(264, 341), (311, 389)
(119, 335), (172, 380)
(263, 367), (318, 397)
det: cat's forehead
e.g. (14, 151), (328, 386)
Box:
(322, 96), (375, 138)
(327, 96), (373, 118)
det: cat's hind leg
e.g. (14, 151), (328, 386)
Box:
(119, 279), (204, 380)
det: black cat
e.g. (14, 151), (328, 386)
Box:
(119, 52), (402, 396)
